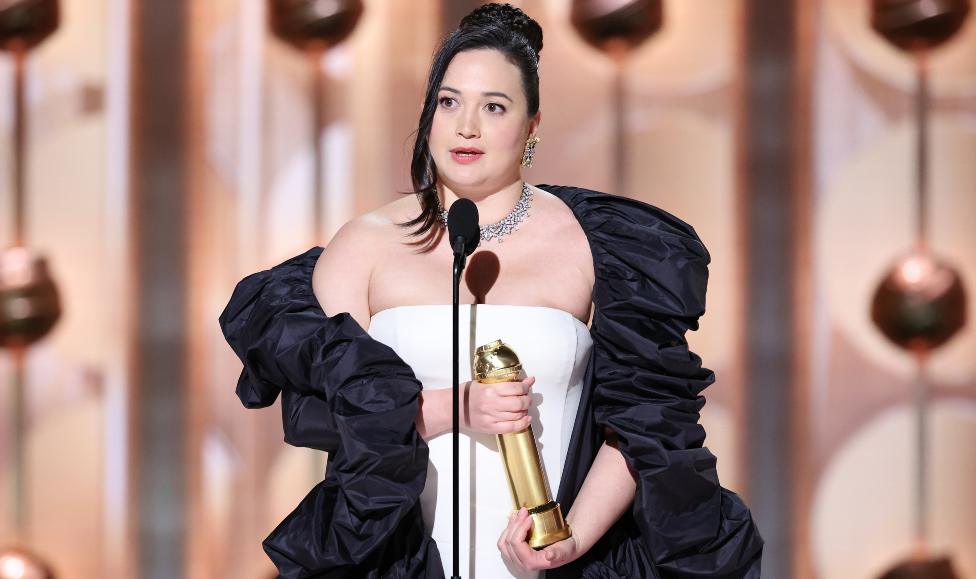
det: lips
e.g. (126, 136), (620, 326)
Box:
(450, 147), (484, 164)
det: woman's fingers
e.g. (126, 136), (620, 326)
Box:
(500, 507), (575, 572)
(492, 410), (527, 422)
(496, 415), (531, 433)
(497, 511), (515, 562)
(502, 508), (528, 570)
(466, 377), (536, 435)
(506, 508), (537, 570)
(495, 394), (531, 413)
(499, 509), (527, 569)
(492, 377), (534, 396)
(487, 378), (532, 414)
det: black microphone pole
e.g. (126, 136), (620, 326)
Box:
(448, 199), (479, 579)
(452, 242), (464, 579)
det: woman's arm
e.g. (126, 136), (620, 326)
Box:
(415, 388), (452, 440)
(312, 218), (376, 331)
(563, 434), (635, 553)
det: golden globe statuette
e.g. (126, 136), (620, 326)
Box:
(473, 339), (571, 550)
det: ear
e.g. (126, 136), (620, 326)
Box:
(528, 110), (541, 136)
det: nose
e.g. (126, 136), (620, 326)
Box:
(456, 108), (480, 139)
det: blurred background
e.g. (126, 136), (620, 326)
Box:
(0, 0), (973, 578)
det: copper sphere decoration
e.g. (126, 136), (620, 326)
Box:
(871, 0), (971, 51)
(871, 249), (967, 352)
(268, 0), (364, 51)
(570, 0), (662, 56)
(877, 556), (960, 579)
(0, 549), (54, 579)
(0, 0), (59, 50)
(0, 247), (62, 348)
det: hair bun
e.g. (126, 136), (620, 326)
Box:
(459, 3), (543, 58)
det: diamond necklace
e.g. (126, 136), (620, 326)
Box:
(430, 183), (533, 243)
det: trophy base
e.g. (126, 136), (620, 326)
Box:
(528, 502), (572, 550)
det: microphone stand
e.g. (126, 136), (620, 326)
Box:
(451, 235), (467, 579)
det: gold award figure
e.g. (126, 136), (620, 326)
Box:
(473, 339), (572, 549)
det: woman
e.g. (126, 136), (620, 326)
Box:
(220, 4), (763, 578)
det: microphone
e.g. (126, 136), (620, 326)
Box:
(447, 196), (478, 579)
(448, 198), (480, 258)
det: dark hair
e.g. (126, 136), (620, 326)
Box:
(397, 3), (543, 240)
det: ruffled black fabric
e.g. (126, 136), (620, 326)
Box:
(219, 249), (442, 577)
(540, 185), (763, 578)
(219, 185), (763, 578)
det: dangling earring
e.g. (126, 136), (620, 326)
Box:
(521, 134), (540, 168)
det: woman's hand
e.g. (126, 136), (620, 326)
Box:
(463, 376), (536, 435)
(498, 507), (583, 572)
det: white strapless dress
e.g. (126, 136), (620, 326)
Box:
(367, 304), (593, 578)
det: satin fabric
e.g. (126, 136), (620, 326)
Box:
(219, 185), (764, 578)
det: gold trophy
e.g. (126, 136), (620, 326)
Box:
(473, 339), (572, 549)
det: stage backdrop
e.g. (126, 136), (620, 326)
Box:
(793, 2), (976, 578)
(0, 0), (132, 577)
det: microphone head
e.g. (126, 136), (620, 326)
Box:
(447, 198), (480, 256)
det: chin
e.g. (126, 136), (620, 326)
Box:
(439, 168), (488, 191)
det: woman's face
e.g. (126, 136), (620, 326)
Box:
(429, 48), (540, 196)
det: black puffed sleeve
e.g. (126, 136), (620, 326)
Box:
(539, 185), (763, 579)
(219, 248), (443, 578)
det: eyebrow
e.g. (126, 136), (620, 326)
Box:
(439, 85), (513, 103)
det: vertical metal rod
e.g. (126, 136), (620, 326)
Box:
(11, 347), (27, 540)
(311, 49), (325, 242)
(743, 0), (797, 575)
(8, 41), (29, 544)
(13, 45), (27, 247)
(913, 352), (930, 554)
(133, 0), (188, 575)
(915, 53), (929, 251)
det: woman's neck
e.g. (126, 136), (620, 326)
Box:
(439, 180), (525, 225)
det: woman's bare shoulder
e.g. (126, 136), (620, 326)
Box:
(322, 195), (418, 252)
(375, 193), (424, 223)
(311, 194), (419, 325)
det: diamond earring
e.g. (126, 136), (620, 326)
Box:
(521, 134), (540, 168)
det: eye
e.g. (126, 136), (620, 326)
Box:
(438, 96), (456, 108)
(485, 102), (506, 114)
